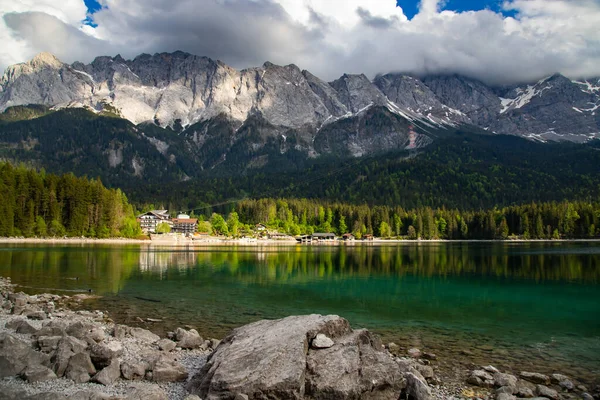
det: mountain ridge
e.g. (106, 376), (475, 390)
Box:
(1, 51), (598, 145)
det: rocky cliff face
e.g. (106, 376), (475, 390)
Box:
(1, 51), (599, 149)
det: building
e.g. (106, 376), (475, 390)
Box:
(137, 210), (171, 233)
(342, 233), (355, 241)
(171, 214), (198, 236)
(297, 233), (336, 243)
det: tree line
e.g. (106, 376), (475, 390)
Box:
(0, 162), (141, 238)
(223, 198), (599, 240)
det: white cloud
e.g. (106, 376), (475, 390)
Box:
(1, 0), (599, 85)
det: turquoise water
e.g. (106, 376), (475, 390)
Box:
(0, 242), (599, 381)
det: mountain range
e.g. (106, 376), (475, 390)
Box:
(1, 51), (599, 147)
(0, 51), (599, 209)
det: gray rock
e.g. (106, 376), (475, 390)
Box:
(422, 352), (437, 360)
(582, 393), (594, 400)
(92, 359), (120, 385)
(558, 379), (574, 391)
(0, 332), (51, 378)
(90, 341), (123, 369)
(233, 395), (248, 400)
(126, 385), (169, 400)
(536, 384), (559, 400)
(494, 372), (518, 388)
(66, 321), (98, 341)
(520, 371), (550, 385)
(26, 311), (47, 320)
(152, 357), (188, 382)
(496, 386), (516, 395)
(157, 338), (176, 352)
(408, 348), (422, 358)
(68, 390), (113, 400)
(187, 314), (404, 399)
(184, 396), (202, 400)
(14, 319), (40, 334)
(210, 338), (220, 349)
(120, 361), (148, 380)
(496, 394), (516, 400)
(175, 327), (203, 349)
(130, 327), (160, 344)
(311, 333), (334, 349)
(516, 385), (535, 398)
(414, 364), (435, 380)
(65, 352), (96, 383)
(37, 336), (62, 353)
(22, 364), (57, 383)
(405, 372), (432, 400)
(550, 373), (568, 383)
(113, 324), (130, 339)
(483, 365), (500, 373)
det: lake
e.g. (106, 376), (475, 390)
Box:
(0, 241), (599, 383)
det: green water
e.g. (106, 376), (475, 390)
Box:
(1, 242), (599, 381)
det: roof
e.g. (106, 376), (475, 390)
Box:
(172, 218), (198, 224)
(312, 233), (336, 237)
(137, 210), (170, 219)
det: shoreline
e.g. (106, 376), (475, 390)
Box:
(1, 277), (596, 399)
(1, 236), (600, 246)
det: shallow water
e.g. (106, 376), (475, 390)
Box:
(1, 242), (599, 382)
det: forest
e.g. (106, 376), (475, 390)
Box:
(0, 162), (141, 238)
(196, 198), (598, 240)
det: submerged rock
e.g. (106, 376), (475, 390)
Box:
(520, 371), (550, 385)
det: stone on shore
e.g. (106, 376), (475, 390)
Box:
(175, 327), (203, 349)
(405, 372), (432, 400)
(121, 361), (149, 381)
(127, 385), (169, 400)
(311, 333), (334, 348)
(494, 372), (518, 388)
(65, 352), (96, 383)
(187, 314), (407, 400)
(90, 341), (123, 369)
(0, 332), (51, 378)
(536, 384), (559, 399)
(92, 359), (121, 385)
(130, 327), (160, 344)
(467, 369), (495, 388)
(158, 338), (177, 352)
(22, 364), (57, 383)
(6, 318), (39, 334)
(520, 371), (550, 385)
(152, 355), (188, 382)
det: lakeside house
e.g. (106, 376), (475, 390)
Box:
(171, 214), (198, 236)
(342, 233), (355, 241)
(137, 210), (172, 233)
(297, 232), (337, 243)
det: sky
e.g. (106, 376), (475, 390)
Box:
(0, 0), (599, 85)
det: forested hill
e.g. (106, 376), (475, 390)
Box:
(132, 133), (600, 211)
(0, 163), (141, 238)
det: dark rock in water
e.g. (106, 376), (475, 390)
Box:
(187, 314), (406, 399)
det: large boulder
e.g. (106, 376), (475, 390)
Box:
(187, 314), (406, 400)
(0, 332), (51, 378)
(175, 328), (203, 349)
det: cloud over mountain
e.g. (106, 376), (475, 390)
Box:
(1, 0), (599, 84)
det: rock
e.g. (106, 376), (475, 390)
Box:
(22, 364), (57, 383)
(121, 361), (148, 380)
(34, 320), (67, 337)
(494, 372), (518, 388)
(113, 324), (130, 339)
(405, 372), (432, 400)
(461, 349), (474, 356)
(68, 390), (113, 400)
(65, 352), (96, 383)
(210, 338), (220, 349)
(558, 379), (574, 391)
(88, 327), (106, 343)
(521, 371), (550, 385)
(90, 341), (123, 369)
(414, 364), (434, 380)
(536, 384), (559, 400)
(408, 347), (422, 358)
(152, 357), (188, 382)
(497, 386), (516, 395)
(483, 365), (500, 373)
(66, 321), (97, 341)
(127, 385), (169, 400)
(16, 320), (40, 334)
(184, 396), (202, 400)
(550, 373), (568, 383)
(233, 395), (248, 400)
(517, 385), (535, 398)
(92, 359), (120, 385)
(496, 394), (516, 400)
(158, 338), (176, 352)
(175, 327), (203, 349)
(467, 369), (495, 387)
(582, 393), (594, 400)
(37, 336), (62, 353)
(26, 311), (47, 320)
(422, 352), (437, 360)
(387, 342), (400, 354)
(187, 314), (405, 399)
(130, 327), (160, 344)
(0, 332), (51, 378)
(311, 333), (334, 349)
